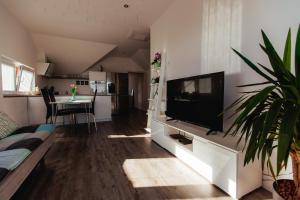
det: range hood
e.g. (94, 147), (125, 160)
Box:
(36, 62), (54, 77)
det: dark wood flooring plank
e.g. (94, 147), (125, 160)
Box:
(12, 111), (271, 200)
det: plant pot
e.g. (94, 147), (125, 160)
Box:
(273, 179), (295, 200)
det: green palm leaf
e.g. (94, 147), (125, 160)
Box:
(283, 29), (292, 71)
(260, 31), (295, 84)
(227, 26), (300, 182)
(296, 25), (300, 89)
(277, 106), (300, 174)
(258, 99), (282, 154)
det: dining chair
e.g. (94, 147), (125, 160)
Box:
(74, 89), (98, 132)
(48, 88), (56, 103)
(48, 89), (79, 124)
(41, 88), (53, 124)
(41, 88), (72, 124)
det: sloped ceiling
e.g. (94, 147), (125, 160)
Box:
(131, 49), (150, 70)
(90, 56), (146, 73)
(0, 0), (174, 74)
(32, 34), (116, 74)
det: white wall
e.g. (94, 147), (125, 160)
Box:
(0, 4), (37, 68)
(151, 0), (300, 192)
(151, 1), (203, 80)
(0, 3), (37, 125)
(2, 97), (29, 126)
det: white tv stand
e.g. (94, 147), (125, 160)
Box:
(151, 118), (262, 199)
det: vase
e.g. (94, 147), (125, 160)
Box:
(71, 94), (76, 101)
(154, 62), (161, 69)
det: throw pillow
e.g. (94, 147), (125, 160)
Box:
(0, 112), (18, 139)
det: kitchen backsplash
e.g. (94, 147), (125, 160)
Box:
(43, 78), (91, 95)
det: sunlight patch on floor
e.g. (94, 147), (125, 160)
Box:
(122, 158), (209, 188)
(108, 134), (151, 138)
(144, 128), (151, 133)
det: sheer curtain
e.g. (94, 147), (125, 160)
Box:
(200, 0), (242, 74)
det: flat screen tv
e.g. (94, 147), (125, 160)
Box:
(166, 72), (224, 132)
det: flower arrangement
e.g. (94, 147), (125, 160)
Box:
(151, 52), (161, 69)
(70, 84), (77, 100)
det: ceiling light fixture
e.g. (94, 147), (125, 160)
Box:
(123, 4), (129, 8)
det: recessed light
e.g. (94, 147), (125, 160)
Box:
(123, 4), (129, 8)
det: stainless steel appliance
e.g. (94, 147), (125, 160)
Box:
(106, 72), (129, 115)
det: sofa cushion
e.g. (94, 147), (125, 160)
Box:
(6, 138), (43, 151)
(10, 124), (56, 136)
(0, 112), (18, 139)
(0, 149), (31, 170)
(36, 124), (56, 134)
(0, 167), (9, 182)
(0, 133), (31, 151)
(25, 131), (49, 141)
(10, 125), (39, 135)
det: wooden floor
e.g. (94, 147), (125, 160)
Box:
(12, 111), (272, 200)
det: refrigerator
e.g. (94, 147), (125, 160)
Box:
(107, 72), (129, 115)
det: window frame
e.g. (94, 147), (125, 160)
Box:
(1, 56), (36, 95)
(17, 66), (35, 93)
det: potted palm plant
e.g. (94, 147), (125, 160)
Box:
(225, 25), (300, 200)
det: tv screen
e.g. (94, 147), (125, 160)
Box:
(166, 72), (224, 131)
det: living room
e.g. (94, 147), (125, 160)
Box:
(0, 0), (300, 200)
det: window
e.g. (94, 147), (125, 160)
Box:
(18, 69), (34, 92)
(1, 63), (16, 91)
(1, 57), (35, 94)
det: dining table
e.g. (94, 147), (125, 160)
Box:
(49, 98), (93, 132)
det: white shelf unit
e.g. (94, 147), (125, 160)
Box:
(146, 52), (167, 130)
(151, 118), (262, 200)
(164, 126), (194, 151)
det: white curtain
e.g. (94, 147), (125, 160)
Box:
(200, 0), (242, 74)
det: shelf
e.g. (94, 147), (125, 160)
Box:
(151, 68), (160, 71)
(167, 134), (193, 151)
(44, 75), (89, 80)
(156, 117), (244, 152)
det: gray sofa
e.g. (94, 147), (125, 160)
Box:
(0, 112), (56, 200)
